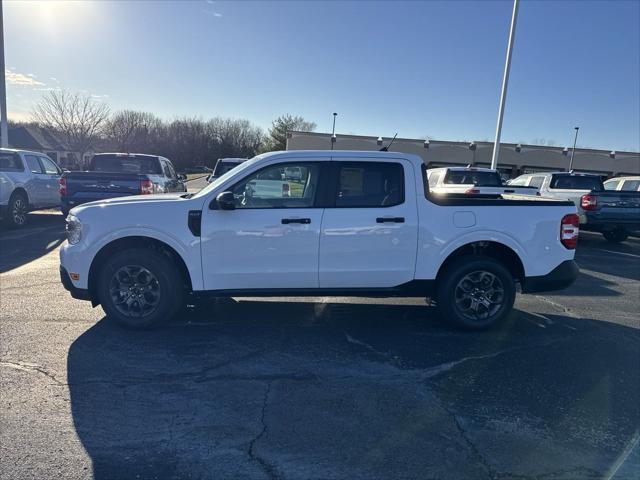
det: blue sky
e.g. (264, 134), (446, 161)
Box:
(5, 0), (640, 151)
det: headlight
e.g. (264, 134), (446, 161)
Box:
(66, 214), (82, 245)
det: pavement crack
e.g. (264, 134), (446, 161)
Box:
(534, 295), (579, 319)
(421, 338), (570, 380)
(248, 381), (282, 480)
(0, 360), (63, 385)
(445, 408), (495, 480)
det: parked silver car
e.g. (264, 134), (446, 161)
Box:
(0, 148), (62, 227)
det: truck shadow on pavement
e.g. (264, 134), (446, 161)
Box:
(67, 300), (640, 480)
(0, 212), (65, 273)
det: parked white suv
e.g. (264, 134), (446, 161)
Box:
(60, 151), (579, 330)
(0, 148), (62, 227)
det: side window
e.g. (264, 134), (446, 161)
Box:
(334, 162), (404, 208)
(529, 176), (545, 189)
(231, 162), (320, 209)
(25, 155), (44, 174)
(0, 153), (24, 172)
(428, 170), (442, 188)
(508, 176), (528, 186)
(621, 180), (640, 191)
(39, 156), (60, 174)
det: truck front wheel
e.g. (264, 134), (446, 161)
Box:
(602, 229), (628, 243)
(97, 248), (184, 329)
(436, 255), (516, 330)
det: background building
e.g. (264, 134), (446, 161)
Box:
(287, 131), (640, 179)
(7, 125), (90, 169)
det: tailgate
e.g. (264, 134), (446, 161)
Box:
(592, 192), (640, 222)
(65, 172), (144, 199)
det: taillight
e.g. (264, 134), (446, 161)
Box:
(581, 193), (597, 211)
(140, 179), (154, 195)
(464, 188), (480, 194)
(59, 177), (67, 196)
(560, 214), (580, 249)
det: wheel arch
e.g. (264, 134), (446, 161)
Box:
(10, 187), (30, 205)
(88, 236), (193, 304)
(436, 240), (525, 283)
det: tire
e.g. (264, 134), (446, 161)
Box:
(602, 229), (628, 243)
(97, 248), (184, 329)
(436, 255), (516, 330)
(4, 191), (29, 228)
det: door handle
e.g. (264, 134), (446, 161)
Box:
(281, 218), (311, 224)
(376, 217), (405, 223)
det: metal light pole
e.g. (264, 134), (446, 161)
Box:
(568, 126), (579, 171)
(0, 0), (9, 148)
(331, 112), (337, 150)
(490, 0), (519, 170)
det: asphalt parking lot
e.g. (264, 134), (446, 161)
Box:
(1, 211), (639, 480)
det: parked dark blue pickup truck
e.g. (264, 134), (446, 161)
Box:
(60, 153), (186, 215)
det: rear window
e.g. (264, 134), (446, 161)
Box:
(335, 162), (404, 207)
(0, 153), (23, 172)
(89, 155), (162, 174)
(443, 171), (502, 186)
(550, 175), (603, 190)
(214, 161), (241, 176)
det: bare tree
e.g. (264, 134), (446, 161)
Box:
(33, 90), (110, 164)
(105, 110), (161, 152)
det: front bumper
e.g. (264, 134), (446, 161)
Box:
(60, 266), (92, 301)
(521, 260), (579, 294)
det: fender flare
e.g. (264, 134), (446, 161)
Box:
(88, 226), (203, 290)
(435, 230), (528, 276)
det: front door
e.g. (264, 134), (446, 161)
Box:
(38, 156), (62, 206)
(319, 159), (418, 288)
(200, 160), (326, 291)
(23, 155), (47, 207)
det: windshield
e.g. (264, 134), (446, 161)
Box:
(192, 155), (263, 199)
(550, 175), (603, 190)
(90, 155), (162, 174)
(444, 170), (502, 186)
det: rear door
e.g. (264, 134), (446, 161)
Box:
(319, 159), (418, 288)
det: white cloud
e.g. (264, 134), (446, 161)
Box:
(5, 69), (45, 86)
(203, 0), (223, 17)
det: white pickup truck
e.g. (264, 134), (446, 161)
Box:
(60, 151), (579, 330)
(426, 167), (539, 196)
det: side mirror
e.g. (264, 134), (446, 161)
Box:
(178, 174), (187, 181)
(215, 191), (235, 210)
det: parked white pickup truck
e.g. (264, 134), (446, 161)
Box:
(426, 167), (539, 196)
(60, 151), (579, 330)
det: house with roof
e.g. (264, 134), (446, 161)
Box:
(7, 125), (92, 169)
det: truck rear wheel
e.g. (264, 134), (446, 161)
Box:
(436, 255), (515, 330)
(97, 248), (184, 329)
(602, 229), (628, 243)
